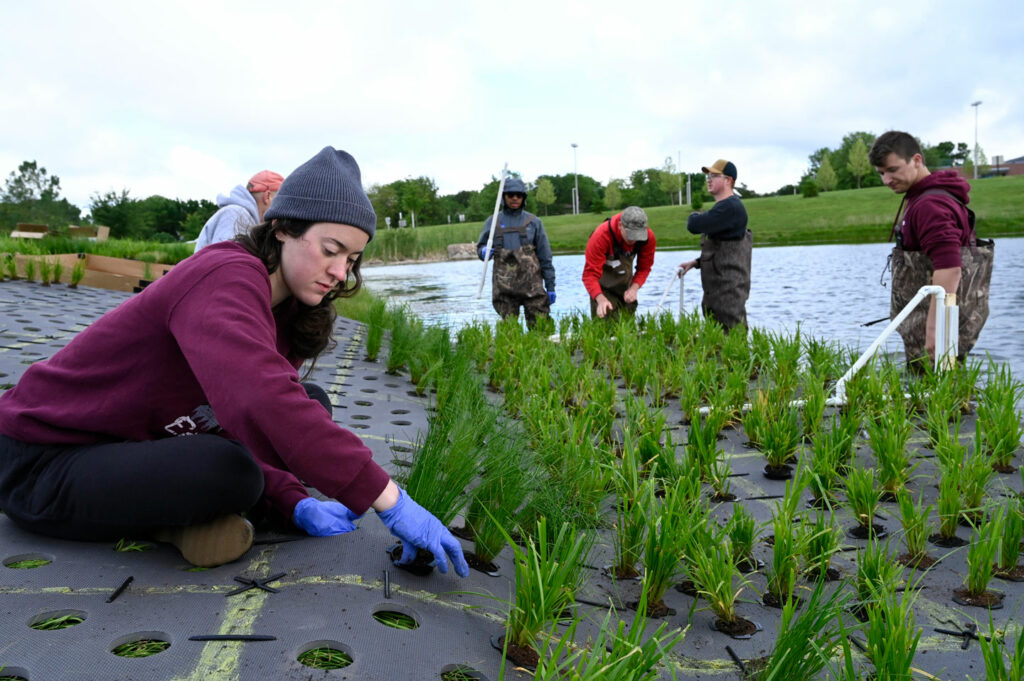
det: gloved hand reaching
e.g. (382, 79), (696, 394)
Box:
(377, 488), (470, 577)
(293, 497), (362, 537)
(547, 290), (556, 305)
(478, 247), (492, 261)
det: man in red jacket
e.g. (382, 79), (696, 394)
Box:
(869, 131), (993, 367)
(582, 206), (656, 318)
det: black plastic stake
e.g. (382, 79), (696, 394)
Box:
(106, 576), (133, 603)
(384, 568), (391, 599)
(188, 635), (277, 641)
(725, 645), (748, 675)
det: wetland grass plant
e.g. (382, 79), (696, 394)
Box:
(69, 258), (85, 287)
(463, 425), (531, 565)
(362, 298), (388, 361)
(727, 503), (761, 571)
(759, 403), (802, 473)
(23, 258), (35, 282)
(843, 466), (883, 537)
(37, 258), (52, 286)
(2, 253), (17, 279)
(803, 336), (845, 385)
(865, 408), (915, 497)
(800, 374), (827, 440)
(503, 518), (593, 658)
(384, 308), (422, 374)
(754, 578), (851, 681)
(860, 585), (922, 680)
(961, 444), (996, 526)
(853, 538), (904, 616)
(995, 497), (1023, 576)
(801, 508), (842, 581)
(924, 384), (959, 450)
(971, 615), (1024, 681)
(896, 490), (934, 567)
(687, 532), (752, 633)
(641, 478), (692, 615)
(960, 506), (1004, 602)
(764, 509), (804, 607)
(936, 461), (965, 543)
(50, 259), (63, 284)
(529, 581), (686, 681)
(686, 408), (726, 482)
(611, 447), (653, 579)
(976, 362), (1024, 472)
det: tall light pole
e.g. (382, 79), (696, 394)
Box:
(571, 143), (579, 215)
(677, 151), (683, 205)
(971, 100), (982, 180)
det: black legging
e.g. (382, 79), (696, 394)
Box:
(0, 383), (332, 542)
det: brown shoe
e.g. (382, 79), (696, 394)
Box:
(155, 514), (254, 567)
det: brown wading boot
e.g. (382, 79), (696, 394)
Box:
(155, 514), (254, 568)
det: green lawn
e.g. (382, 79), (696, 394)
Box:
(362, 174), (1023, 261)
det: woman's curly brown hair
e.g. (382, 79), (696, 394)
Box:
(237, 218), (364, 368)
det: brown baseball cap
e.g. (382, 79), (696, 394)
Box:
(701, 159), (737, 181)
(247, 170), (284, 193)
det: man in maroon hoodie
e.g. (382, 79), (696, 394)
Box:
(869, 131), (993, 367)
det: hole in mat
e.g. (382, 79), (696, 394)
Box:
(297, 640), (354, 669)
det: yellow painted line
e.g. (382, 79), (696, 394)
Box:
(172, 546), (279, 681)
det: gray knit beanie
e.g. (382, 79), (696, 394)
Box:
(264, 146), (377, 240)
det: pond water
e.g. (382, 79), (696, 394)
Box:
(362, 237), (1023, 380)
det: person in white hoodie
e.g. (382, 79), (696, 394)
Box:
(193, 170), (284, 251)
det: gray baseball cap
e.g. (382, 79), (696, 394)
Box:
(620, 206), (649, 241)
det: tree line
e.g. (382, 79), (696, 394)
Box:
(795, 131), (988, 197)
(0, 132), (992, 241)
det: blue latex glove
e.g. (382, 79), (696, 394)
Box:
(377, 488), (470, 577)
(547, 290), (556, 305)
(478, 246), (492, 260)
(293, 497), (362, 537)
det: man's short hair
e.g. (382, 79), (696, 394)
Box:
(868, 131), (922, 167)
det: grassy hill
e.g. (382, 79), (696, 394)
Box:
(364, 174), (1024, 261)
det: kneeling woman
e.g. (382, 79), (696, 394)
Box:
(0, 147), (468, 576)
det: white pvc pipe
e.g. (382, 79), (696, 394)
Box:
(832, 284), (946, 404)
(654, 266), (684, 314)
(476, 164), (508, 299)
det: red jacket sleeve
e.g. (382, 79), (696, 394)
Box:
(583, 222), (612, 299)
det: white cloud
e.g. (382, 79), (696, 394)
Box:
(1, 0), (1022, 209)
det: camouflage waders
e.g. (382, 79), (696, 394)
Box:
(698, 229), (752, 331)
(889, 239), (994, 364)
(492, 225), (549, 326)
(591, 247), (637, 319)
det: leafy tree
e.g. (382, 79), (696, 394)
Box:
(735, 182), (759, 199)
(975, 145), (990, 175)
(89, 189), (151, 239)
(816, 153), (838, 191)
(604, 180), (623, 210)
(367, 183), (400, 229)
(1, 160), (81, 231)
(659, 157), (682, 204)
(627, 168), (671, 207)
(846, 138), (872, 189)
(534, 178), (556, 216)
(397, 176), (438, 228)
(952, 142), (971, 165)
(801, 177), (820, 198)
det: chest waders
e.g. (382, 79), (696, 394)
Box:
(889, 189), (994, 365)
(492, 215), (550, 326)
(698, 229), (752, 331)
(591, 221), (640, 319)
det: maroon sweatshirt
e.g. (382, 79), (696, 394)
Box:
(900, 170), (973, 270)
(0, 242), (389, 517)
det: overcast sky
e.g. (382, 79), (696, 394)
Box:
(1, 1), (1020, 214)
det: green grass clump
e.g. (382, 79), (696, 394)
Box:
(6, 558), (51, 569)
(297, 646), (352, 669)
(30, 614), (84, 630)
(372, 610), (418, 629)
(111, 639), (170, 658)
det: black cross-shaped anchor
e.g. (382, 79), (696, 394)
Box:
(934, 621), (985, 650)
(225, 572), (286, 597)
